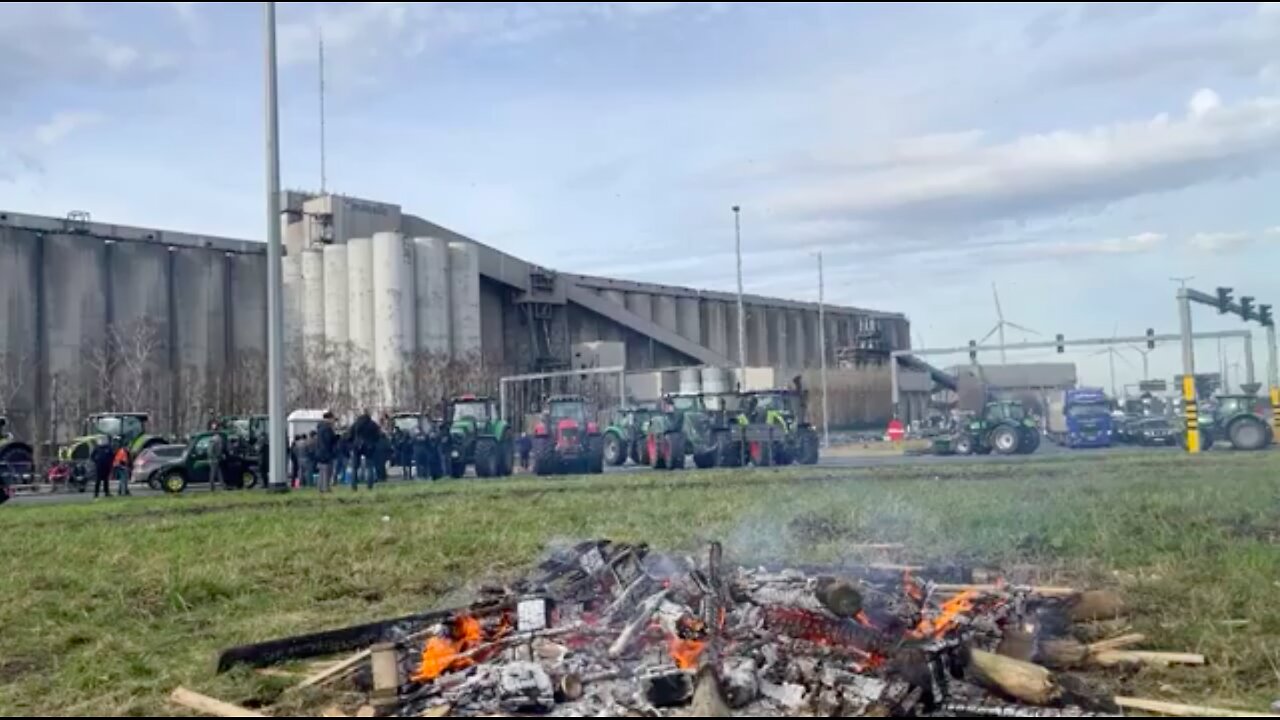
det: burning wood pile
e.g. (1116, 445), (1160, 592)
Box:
(192, 540), (1252, 718)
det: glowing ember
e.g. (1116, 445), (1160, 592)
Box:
(910, 590), (977, 640)
(412, 615), (483, 682)
(668, 636), (706, 670)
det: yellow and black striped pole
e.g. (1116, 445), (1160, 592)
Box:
(1183, 375), (1201, 454)
(1271, 386), (1280, 440)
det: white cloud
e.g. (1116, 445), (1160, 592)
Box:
(1188, 231), (1253, 253)
(767, 90), (1280, 235)
(1044, 231), (1167, 257)
(1261, 2), (1280, 18)
(1188, 88), (1221, 118)
(1265, 226), (1280, 237)
(34, 111), (104, 146)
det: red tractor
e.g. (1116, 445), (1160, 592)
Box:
(531, 395), (606, 476)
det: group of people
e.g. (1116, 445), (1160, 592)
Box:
(288, 410), (389, 493)
(88, 437), (138, 499)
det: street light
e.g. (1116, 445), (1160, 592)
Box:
(264, 1), (288, 492)
(732, 206), (747, 380)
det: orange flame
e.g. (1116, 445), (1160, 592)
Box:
(903, 571), (925, 603)
(668, 636), (707, 670)
(910, 590), (977, 640)
(412, 615), (483, 682)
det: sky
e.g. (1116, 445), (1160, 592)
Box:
(2, 1), (1279, 392)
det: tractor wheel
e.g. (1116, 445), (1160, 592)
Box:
(773, 442), (793, 466)
(587, 437), (606, 474)
(147, 474), (162, 491)
(604, 433), (627, 467)
(161, 470), (188, 494)
(449, 456), (467, 479)
(798, 428), (820, 465)
(991, 426), (1021, 455)
(666, 433), (686, 471)
(719, 440), (743, 468)
(240, 469), (260, 490)
(693, 448), (718, 469)
(0, 445), (33, 473)
(475, 438), (498, 478)
(499, 437), (515, 476)
(533, 440), (558, 476)
(953, 435), (975, 456)
(1019, 427), (1042, 455)
(1228, 417), (1271, 451)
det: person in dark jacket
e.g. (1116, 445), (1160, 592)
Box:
(315, 412), (338, 493)
(333, 433), (350, 488)
(348, 410), (380, 491)
(517, 433), (533, 471)
(91, 437), (114, 498)
(374, 431), (392, 483)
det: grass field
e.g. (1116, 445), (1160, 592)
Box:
(2, 452), (1279, 716)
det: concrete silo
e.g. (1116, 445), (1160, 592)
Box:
(322, 244), (349, 350)
(413, 236), (452, 358)
(448, 241), (482, 360)
(282, 252), (304, 367)
(301, 248), (326, 357)
(346, 237), (375, 376)
(372, 231), (416, 403)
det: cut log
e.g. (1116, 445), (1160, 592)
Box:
(814, 577), (864, 618)
(1086, 633), (1146, 654)
(1090, 650), (1206, 668)
(966, 650), (1061, 706)
(1035, 638), (1090, 669)
(321, 708), (350, 718)
(1068, 590), (1126, 622)
(419, 707), (452, 718)
(1114, 696), (1280, 717)
(168, 688), (267, 718)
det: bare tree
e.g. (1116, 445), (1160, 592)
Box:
(225, 351), (268, 416)
(83, 339), (116, 410)
(112, 319), (164, 414)
(0, 350), (31, 420)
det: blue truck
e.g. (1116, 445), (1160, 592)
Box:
(1046, 388), (1114, 448)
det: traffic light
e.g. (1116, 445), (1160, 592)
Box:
(969, 340), (977, 363)
(1240, 296), (1255, 322)
(1146, 328), (1156, 350)
(1260, 304), (1273, 328)
(1056, 334), (1065, 354)
(1216, 287), (1233, 314)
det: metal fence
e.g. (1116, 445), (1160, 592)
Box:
(499, 366), (627, 432)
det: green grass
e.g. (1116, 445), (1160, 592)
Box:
(2, 452), (1279, 715)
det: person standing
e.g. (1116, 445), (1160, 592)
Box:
(112, 442), (132, 497)
(91, 437), (113, 499)
(333, 432), (349, 488)
(208, 431), (225, 492)
(349, 410), (380, 491)
(315, 412), (337, 493)
(517, 432), (533, 472)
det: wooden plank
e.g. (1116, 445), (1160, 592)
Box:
(1091, 650), (1206, 667)
(1086, 633), (1146, 654)
(168, 687), (267, 718)
(1114, 696), (1280, 717)
(934, 583), (1078, 597)
(295, 649), (371, 690)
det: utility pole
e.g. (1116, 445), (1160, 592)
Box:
(318, 34), (327, 194)
(733, 206), (747, 380)
(264, 1), (288, 490)
(817, 252), (829, 448)
(1177, 288), (1201, 453)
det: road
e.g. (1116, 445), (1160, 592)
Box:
(0, 442), (1208, 508)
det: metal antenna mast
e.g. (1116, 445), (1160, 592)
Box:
(319, 34), (327, 193)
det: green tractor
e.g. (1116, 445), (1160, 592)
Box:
(1182, 395), (1273, 452)
(531, 395), (605, 476)
(953, 401), (1042, 456)
(603, 406), (658, 466)
(155, 430), (262, 494)
(669, 393), (748, 469)
(738, 388), (821, 466)
(59, 412), (169, 466)
(218, 415), (269, 444)
(443, 395), (515, 478)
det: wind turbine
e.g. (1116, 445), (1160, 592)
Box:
(981, 283), (1039, 364)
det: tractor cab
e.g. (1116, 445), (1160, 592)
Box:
(218, 415), (268, 444)
(392, 412), (434, 435)
(532, 395), (604, 476)
(85, 412), (149, 443)
(742, 389), (802, 427)
(981, 400), (1028, 424)
(547, 395), (591, 425)
(443, 396), (513, 478)
(448, 395), (497, 426)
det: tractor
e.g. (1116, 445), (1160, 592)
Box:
(531, 395), (605, 476)
(218, 415), (269, 444)
(155, 429), (262, 494)
(1182, 394), (1273, 452)
(603, 406), (658, 466)
(55, 412), (170, 491)
(738, 386), (821, 467)
(660, 393), (747, 469)
(0, 416), (34, 505)
(443, 396), (514, 478)
(952, 400), (1042, 456)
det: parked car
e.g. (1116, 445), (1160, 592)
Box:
(1126, 417), (1180, 447)
(132, 444), (188, 490)
(155, 431), (261, 493)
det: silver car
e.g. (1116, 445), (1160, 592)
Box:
(132, 444), (187, 490)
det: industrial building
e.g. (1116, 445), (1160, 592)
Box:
(0, 194), (911, 439)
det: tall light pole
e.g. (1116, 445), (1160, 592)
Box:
(817, 252), (830, 448)
(265, 1), (288, 491)
(733, 206), (747, 379)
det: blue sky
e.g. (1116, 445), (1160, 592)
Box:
(3, 2), (1279, 390)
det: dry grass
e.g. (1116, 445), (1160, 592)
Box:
(1, 451), (1278, 715)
